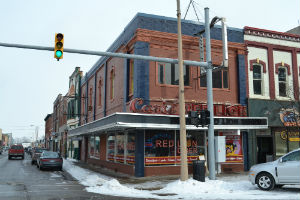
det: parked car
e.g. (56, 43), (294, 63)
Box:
(31, 148), (47, 164)
(249, 148), (300, 190)
(37, 151), (63, 171)
(8, 144), (25, 160)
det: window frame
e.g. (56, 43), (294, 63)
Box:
(98, 78), (102, 107)
(200, 68), (229, 89)
(278, 67), (287, 97)
(110, 68), (115, 100)
(252, 64), (263, 95)
(156, 62), (190, 87)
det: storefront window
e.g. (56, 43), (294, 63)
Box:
(144, 130), (205, 166)
(145, 130), (175, 166)
(88, 136), (95, 158)
(126, 133), (135, 165)
(219, 131), (243, 163)
(116, 133), (125, 163)
(176, 131), (205, 164)
(95, 136), (100, 158)
(107, 133), (115, 161)
(88, 135), (100, 159)
(275, 130), (300, 159)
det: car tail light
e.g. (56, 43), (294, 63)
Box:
(40, 159), (51, 162)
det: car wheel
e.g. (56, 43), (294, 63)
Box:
(8, 156), (11, 160)
(58, 167), (62, 171)
(21, 156), (24, 160)
(256, 173), (275, 191)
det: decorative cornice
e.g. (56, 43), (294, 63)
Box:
(244, 26), (300, 42)
(275, 62), (291, 75)
(249, 59), (267, 73)
(135, 28), (247, 53)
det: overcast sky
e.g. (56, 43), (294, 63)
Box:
(0, 0), (299, 140)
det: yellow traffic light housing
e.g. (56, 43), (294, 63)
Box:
(54, 33), (64, 60)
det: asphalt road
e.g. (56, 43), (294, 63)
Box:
(0, 151), (153, 200)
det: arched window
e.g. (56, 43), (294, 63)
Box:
(89, 87), (93, 111)
(98, 79), (102, 107)
(110, 68), (115, 100)
(278, 67), (287, 97)
(82, 93), (85, 114)
(253, 64), (262, 95)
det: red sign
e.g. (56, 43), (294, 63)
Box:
(130, 98), (247, 117)
(145, 156), (199, 165)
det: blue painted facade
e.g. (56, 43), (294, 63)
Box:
(237, 54), (247, 105)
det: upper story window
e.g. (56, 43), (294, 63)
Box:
(278, 67), (287, 97)
(110, 68), (115, 100)
(98, 79), (102, 107)
(200, 68), (228, 89)
(253, 65), (262, 95)
(157, 62), (190, 86)
(89, 87), (93, 109)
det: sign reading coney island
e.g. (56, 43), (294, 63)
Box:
(279, 108), (300, 127)
(129, 98), (247, 117)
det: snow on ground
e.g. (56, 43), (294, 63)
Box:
(63, 159), (300, 200)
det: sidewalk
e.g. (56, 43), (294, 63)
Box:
(72, 160), (249, 187)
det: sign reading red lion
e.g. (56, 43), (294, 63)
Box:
(129, 98), (247, 117)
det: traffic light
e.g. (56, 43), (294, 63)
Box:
(188, 110), (210, 127)
(200, 110), (210, 127)
(54, 33), (64, 60)
(188, 111), (199, 127)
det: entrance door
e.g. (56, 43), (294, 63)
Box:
(257, 137), (273, 163)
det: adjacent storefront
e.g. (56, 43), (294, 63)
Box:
(248, 99), (300, 166)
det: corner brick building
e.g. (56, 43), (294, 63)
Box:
(68, 13), (267, 177)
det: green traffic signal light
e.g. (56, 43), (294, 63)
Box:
(55, 50), (62, 58)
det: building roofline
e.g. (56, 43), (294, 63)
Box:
(244, 26), (300, 41)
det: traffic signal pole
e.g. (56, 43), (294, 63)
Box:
(0, 7), (217, 180)
(205, 7), (216, 180)
(0, 42), (208, 67)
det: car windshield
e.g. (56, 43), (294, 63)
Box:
(35, 148), (47, 153)
(11, 146), (23, 150)
(42, 151), (60, 158)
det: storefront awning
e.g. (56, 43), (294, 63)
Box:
(68, 112), (268, 137)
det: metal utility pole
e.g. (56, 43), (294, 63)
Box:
(205, 7), (216, 180)
(176, 0), (188, 181)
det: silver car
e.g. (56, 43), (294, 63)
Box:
(249, 148), (300, 190)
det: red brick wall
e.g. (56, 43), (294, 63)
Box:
(87, 158), (135, 176)
(145, 165), (194, 177)
(95, 65), (105, 120)
(145, 29), (241, 104)
(221, 163), (244, 172)
(105, 57), (124, 116)
(87, 76), (95, 122)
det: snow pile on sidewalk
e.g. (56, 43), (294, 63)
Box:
(63, 159), (300, 200)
